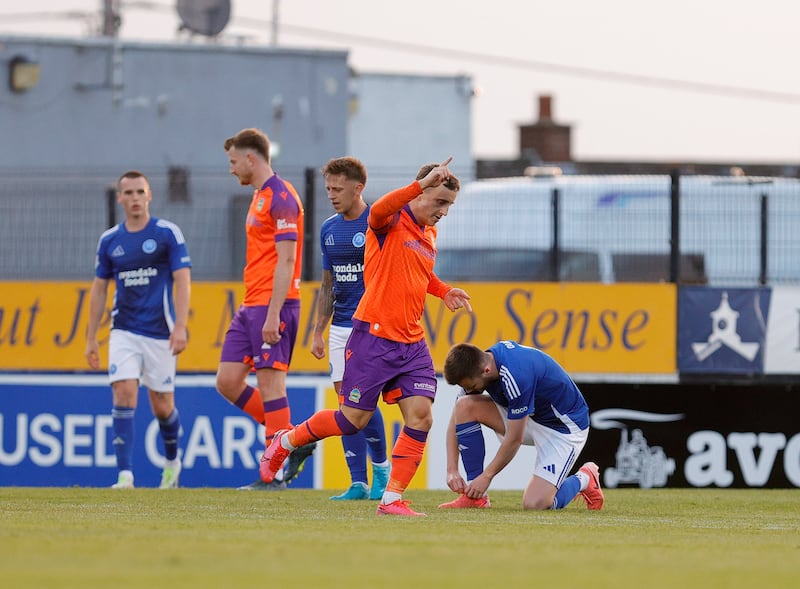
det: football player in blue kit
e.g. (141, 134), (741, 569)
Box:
(310, 156), (389, 500)
(440, 340), (604, 510)
(85, 170), (192, 489)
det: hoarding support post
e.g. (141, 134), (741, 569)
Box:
(669, 170), (680, 283)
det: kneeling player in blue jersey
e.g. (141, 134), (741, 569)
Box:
(440, 341), (604, 511)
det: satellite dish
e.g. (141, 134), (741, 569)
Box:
(177, 0), (231, 37)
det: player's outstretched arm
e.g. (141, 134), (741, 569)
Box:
(443, 287), (472, 313)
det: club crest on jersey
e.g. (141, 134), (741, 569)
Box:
(142, 239), (157, 254)
(256, 198), (265, 211)
(348, 387), (362, 403)
(352, 232), (366, 248)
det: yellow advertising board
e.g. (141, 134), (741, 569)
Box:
(437, 282), (677, 374)
(0, 281), (324, 373)
(0, 281), (675, 374)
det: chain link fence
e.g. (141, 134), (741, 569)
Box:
(0, 165), (423, 282)
(434, 174), (800, 286)
(2, 168), (799, 286)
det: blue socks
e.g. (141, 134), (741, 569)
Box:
(552, 475), (581, 509)
(363, 408), (387, 464)
(112, 406), (135, 471)
(341, 408), (387, 484)
(113, 406), (182, 472)
(158, 408), (181, 461)
(455, 421), (486, 480)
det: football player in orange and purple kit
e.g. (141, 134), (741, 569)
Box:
(215, 128), (312, 489)
(262, 157), (472, 515)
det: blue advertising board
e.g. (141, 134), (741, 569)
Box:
(678, 287), (770, 374)
(0, 374), (317, 488)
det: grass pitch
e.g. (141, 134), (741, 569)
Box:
(1, 487), (798, 589)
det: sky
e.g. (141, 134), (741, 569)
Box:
(2, 0), (799, 163)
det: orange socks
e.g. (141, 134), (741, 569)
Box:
(234, 385), (265, 425)
(288, 410), (359, 447)
(263, 397), (292, 443)
(386, 427), (427, 494)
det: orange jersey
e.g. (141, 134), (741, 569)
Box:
(353, 181), (451, 343)
(242, 174), (304, 306)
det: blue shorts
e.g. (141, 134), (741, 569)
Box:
(219, 301), (300, 371)
(340, 319), (437, 412)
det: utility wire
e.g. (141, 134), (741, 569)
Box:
(0, 11), (94, 22)
(234, 19), (800, 105)
(3, 6), (799, 104)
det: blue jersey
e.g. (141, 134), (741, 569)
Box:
(94, 217), (192, 339)
(484, 340), (589, 434)
(319, 207), (369, 328)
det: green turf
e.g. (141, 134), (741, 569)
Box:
(1, 487), (798, 588)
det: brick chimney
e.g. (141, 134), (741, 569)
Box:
(519, 94), (572, 163)
(538, 95), (553, 120)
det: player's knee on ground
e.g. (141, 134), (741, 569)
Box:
(522, 496), (553, 510)
(522, 487), (557, 510)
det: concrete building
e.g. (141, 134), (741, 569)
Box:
(0, 36), (475, 280)
(348, 72), (474, 199)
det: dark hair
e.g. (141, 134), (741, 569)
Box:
(416, 163), (460, 192)
(321, 156), (367, 185)
(117, 170), (149, 190)
(443, 343), (485, 385)
(224, 128), (270, 162)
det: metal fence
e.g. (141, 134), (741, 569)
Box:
(2, 168), (800, 286)
(434, 173), (800, 286)
(0, 165), (427, 282)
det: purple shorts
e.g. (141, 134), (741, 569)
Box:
(220, 301), (300, 371)
(339, 319), (437, 412)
